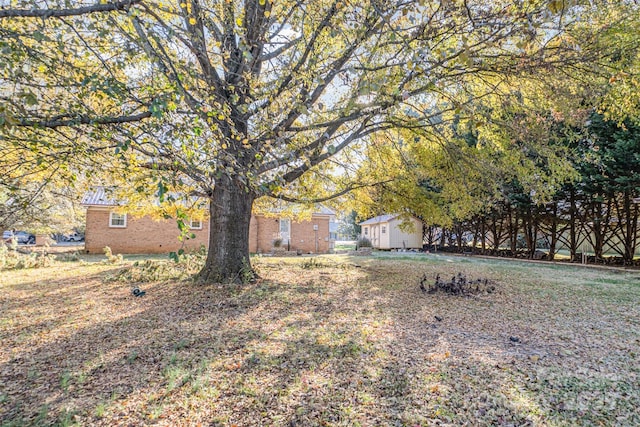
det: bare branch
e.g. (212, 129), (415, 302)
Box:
(0, 0), (142, 19)
(267, 179), (394, 204)
(13, 111), (152, 128)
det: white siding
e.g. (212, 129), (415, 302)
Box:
(379, 222), (390, 249)
(387, 217), (422, 249)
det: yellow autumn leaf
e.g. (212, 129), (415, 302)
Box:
(189, 17), (196, 25)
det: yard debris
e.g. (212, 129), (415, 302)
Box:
(132, 287), (146, 297)
(420, 272), (497, 295)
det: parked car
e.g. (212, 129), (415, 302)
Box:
(62, 232), (84, 242)
(2, 230), (36, 244)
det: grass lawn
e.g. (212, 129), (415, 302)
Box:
(333, 241), (357, 252)
(1, 253), (639, 426)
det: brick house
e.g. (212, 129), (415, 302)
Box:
(81, 188), (335, 254)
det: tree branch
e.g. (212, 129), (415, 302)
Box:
(266, 179), (394, 204)
(0, 0), (142, 19)
(13, 111), (152, 128)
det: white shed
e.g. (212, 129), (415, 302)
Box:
(359, 214), (423, 250)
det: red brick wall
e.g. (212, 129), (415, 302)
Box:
(85, 208), (208, 254)
(253, 215), (332, 254)
(86, 208), (333, 254)
(248, 215), (258, 253)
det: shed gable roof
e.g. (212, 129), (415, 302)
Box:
(359, 214), (398, 225)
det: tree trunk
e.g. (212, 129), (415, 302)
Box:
(509, 207), (518, 256)
(568, 188), (578, 262)
(472, 217), (479, 250)
(455, 222), (463, 251)
(197, 175), (255, 284)
(589, 201), (605, 261)
(547, 203), (558, 261)
(522, 211), (535, 259)
(620, 191), (638, 264)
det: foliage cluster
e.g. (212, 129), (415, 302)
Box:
(2, 0), (632, 281)
(356, 236), (372, 248)
(0, 243), (56, 270)
(102, 246), (124, 265)
(410, 113), (640, 264)
(105, 247), (207, 283)
(347, 2), (639, 265)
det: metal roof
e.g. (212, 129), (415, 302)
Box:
(80, 187), (120, 206)
(314, 205), (336, 216)
(359, 214), (398, 225)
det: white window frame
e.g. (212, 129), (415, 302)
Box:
(381, 226), (386, 234)
(109, 212), (127, 228)
(190, 219), (203, 230)
(364, 227), (369, 235)
(279, 218), (291, 242)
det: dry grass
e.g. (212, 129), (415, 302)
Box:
(1, 253), (639, 426)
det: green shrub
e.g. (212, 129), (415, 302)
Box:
(356, 236), (372, 248)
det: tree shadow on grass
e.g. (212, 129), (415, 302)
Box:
(0, 271), (279, 426)
(2, 258), (638, 426)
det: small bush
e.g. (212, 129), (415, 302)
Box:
(273, 237), (283, 248)
(103, 246), (123, 264)
(356, 236), (372, 248)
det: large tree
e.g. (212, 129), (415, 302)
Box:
(0, 0), (613, 282)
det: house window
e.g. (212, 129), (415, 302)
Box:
(364, 227), (369, 235)
(109, 212), (127, 228)
(190, 219), (202, 229)
(382, 226), (386, 234)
